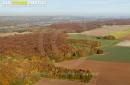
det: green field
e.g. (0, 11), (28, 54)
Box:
(67, 34), (122, 46)
(68, 34), (130, 63)
(85, 46), (130, 63)
(106, 28), (130, 38)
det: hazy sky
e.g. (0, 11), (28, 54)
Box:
(0, 0), (130, 16)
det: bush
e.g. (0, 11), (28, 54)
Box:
(97, 35), (116, 40)
(97, 49), (104, 54)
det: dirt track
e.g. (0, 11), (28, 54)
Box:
(33, 59), (130, 85)
(116, 40), (130, 47)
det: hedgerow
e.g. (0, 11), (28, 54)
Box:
(97, 35), (116, 40)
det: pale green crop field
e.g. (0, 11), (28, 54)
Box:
(106, 29), (130, 38)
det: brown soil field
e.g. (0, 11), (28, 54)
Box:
(120, 34), (130, 40)
(81, 25), (130, 36)
(0, 32), (32, 37)
(33, 59), (130, 85)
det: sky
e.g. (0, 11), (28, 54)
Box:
(0, 0), (130, 16)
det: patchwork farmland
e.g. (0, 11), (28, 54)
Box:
(1, 20), (130, 85)
(81, 25), (130, 37)
(55, 26), (130, 85)
(15, 24), (130, 85)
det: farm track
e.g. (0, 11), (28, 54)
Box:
(116, 40), (130, 47)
